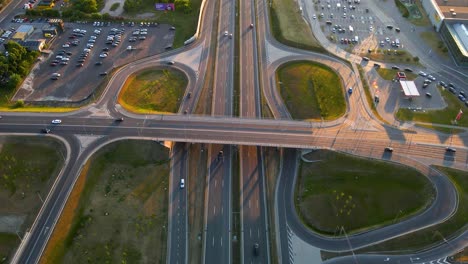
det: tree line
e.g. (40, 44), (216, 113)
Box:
(0, 42), (39, 91)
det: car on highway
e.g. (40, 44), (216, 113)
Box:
(116, 117), (124, 122)
(250, 23), (254, 28)
(384, 147), (393, 152)
(41, 128), (50, 134)
(167, 61), (175, 65)
(180, 179), (185, 189)
(404, 68), (413, 72)
(51, 119), (62, 124)
(391, 66), (399, 70)
(224, 31), (228, 36)
(347, 87), (353, 94)
(99, 72), (108, 76)
(253, 243), (259, 256)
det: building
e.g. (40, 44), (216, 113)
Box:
(16, 39), (46, 51)
(11, 24), (34, 41)
(421, 0), (468, 66)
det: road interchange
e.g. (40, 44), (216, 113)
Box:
(2, 0), (468, 262)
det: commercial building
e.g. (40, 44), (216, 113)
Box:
(422, 0), (468, 66)
(12, 24), (34, 41)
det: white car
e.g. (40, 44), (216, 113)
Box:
(312, 14), (316, 19)
(51, 119), (62, 124)
(224, 30), (228, 36)
(419, 71), (427, 77)
(180, 179), (185, 189)
(62, 44), (70, 48)
(99, 53), (108, 58)
(428, 75), (436, 81)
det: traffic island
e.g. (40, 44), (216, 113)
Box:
(276, 61), (345, 121)
(295, 150), (434, 235)
(118, 68), (188, 114)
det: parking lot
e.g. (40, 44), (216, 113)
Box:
(315, 0), (407, 56)
(14, 21), (175, 102)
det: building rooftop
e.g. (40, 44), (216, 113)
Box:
(399, 80), (420, 97)
(17, 24), (34, 33)
(435, 0), (468, 20)
(447, 22), (468, 56)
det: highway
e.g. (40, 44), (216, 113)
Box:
(203, 0), (235, 259)
(2, 0), (468, 261)
(168, 142), (189, 264)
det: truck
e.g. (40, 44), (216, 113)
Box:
(349, 26), (354, 33)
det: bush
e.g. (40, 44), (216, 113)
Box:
(13, 100), (25, 108)
(413, 56), (419, 62)
(110, 2), (120, 11)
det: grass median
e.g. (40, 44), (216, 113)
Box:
(295, 150), (434, 235)
(41, 140), (170, 264)
(345, 166), (468, 253)
(269, 0), (323, 51)
(376, 68), (418, 81)
(118, 68), (188, 114)
(276, 61), (345, 121)
(0, 136), (65, 261)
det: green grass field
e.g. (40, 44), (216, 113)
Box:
(351, 166), (468, 252)
(363, 49), (420, 65)
(0, 136), (65, 261)
(276, 61), (345, 120)
(269, 0), (323, 51)
(296, 150), (434, 235)
(119, 68), (188, 114)
(41, 140), (170, 264)
(376, 68), (418, 81)
(396, 86), (468, 128)
(420, 32), (449, 58)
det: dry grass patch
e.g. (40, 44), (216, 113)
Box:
(40, 140), (170, 264)
(119, 68), (188, 114)
(0, 136), (64, 261)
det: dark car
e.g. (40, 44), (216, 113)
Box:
(116, 117), (124, 122)
(76, 63), (84, 67)
(95, 61), (103, 65)
(253, 243), (259, 256)
(100, 72), (108, 76)
(362, 57), (370, 61)
(41, 128), (51, 134)
(404, 68), (413, 72)
(446, 147), (456, 152)
(384, 147), (393, 152)
(391, 66), (399, 70)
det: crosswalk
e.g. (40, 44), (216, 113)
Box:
(415, 257), (451, 264)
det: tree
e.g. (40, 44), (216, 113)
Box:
(73, 0), (98, 13)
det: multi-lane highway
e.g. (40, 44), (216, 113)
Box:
(3, 0), (468, 262)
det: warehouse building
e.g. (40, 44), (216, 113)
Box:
(422, 0), (468, 66)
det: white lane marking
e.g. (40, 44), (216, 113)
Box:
(212, 236), (215, 247)
(215, 179), (217, 188)
(221, 206), (224, 215)
(221, 237), (223, 247)
(214, 206), (216, 215)
(250, 228), (252, 238)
